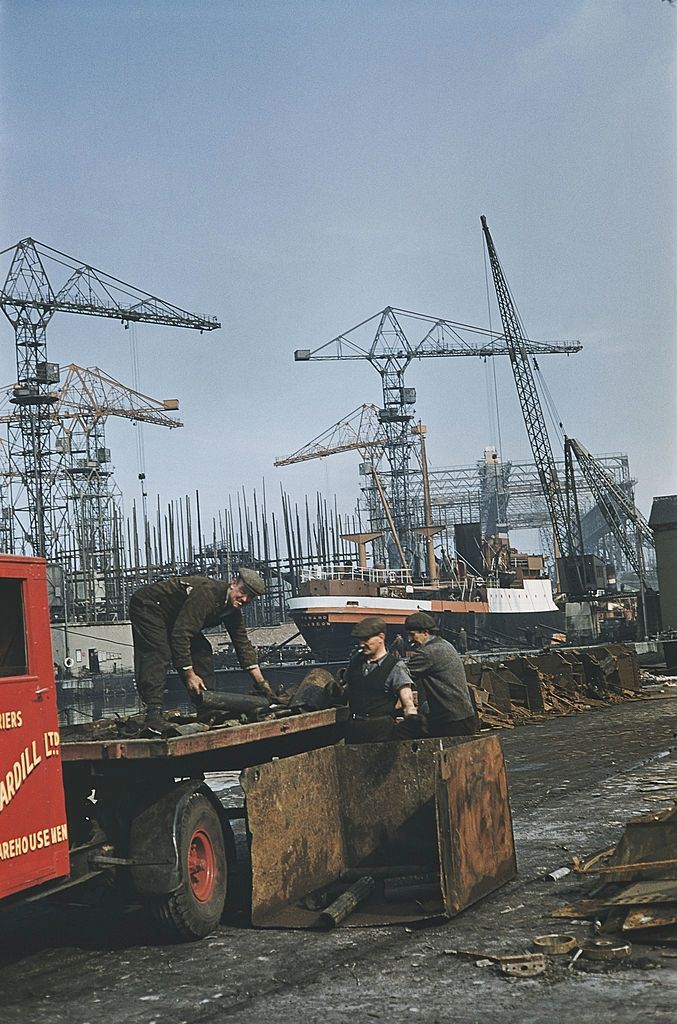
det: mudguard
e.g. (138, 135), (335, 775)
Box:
(129, 780), (235, 895)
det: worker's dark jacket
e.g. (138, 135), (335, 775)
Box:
(130, 577), (258, 670)
(344, 652), (410, 718)
(406, 635), (474, 721)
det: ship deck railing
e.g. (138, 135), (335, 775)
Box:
(300, 565), (414, 586)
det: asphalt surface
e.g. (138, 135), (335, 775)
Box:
(1, 696), (676, 1024)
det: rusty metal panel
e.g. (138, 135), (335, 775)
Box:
(242, 746), (347, 927)
(622, 905), (677, 931)
(335, 739), (443, 870)
(602, 880), (677, 905)
(436, 734), (516, 914)
(604, 810), (677, 881)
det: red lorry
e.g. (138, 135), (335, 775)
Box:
(0, 555), (346, 939)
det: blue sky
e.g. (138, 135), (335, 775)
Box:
(0, 0), (674, 530)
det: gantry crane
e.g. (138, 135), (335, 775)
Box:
(0, 364), (183, 618)
(480, 216), (588, 593)
(294, 305), (581, 565)
(0, 237), (219, 559)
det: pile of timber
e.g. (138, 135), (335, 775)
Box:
(552, 764), (677, 944)
(464, 644), (644, 730)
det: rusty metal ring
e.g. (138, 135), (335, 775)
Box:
(532, 934), (578, 955)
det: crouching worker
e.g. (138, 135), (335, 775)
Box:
(130, 569), (271, 734)
(344, 615), (418, 743)
(403, 612), (479, 737)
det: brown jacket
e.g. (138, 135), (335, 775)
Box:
(132, 577), (258, 671)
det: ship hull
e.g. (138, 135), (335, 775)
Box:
(289, 584), (563, 660)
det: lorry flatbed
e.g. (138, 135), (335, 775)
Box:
(61, 707), (348, 763)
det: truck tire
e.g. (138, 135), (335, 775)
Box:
(151, 790), (228, 941)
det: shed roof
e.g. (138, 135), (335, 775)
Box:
(649, 495), (677, 529)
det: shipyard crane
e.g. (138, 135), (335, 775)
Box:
(274, 403), (388, 466)
(276, 403), (412, 573)
(0, 237), (219, 559)
(0, 364), (184, 618)
(294, 305), (581, 565)
(480, 216), (588, 594)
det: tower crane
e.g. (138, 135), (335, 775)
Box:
(480, 216), (587, 594)
(0, 237), (219, 558)
(293, 305), (581, 566)
(0, 364), (183, 618)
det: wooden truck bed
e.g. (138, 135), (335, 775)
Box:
(61, 708), (349, 765)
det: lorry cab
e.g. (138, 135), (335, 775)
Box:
(0, 556), (70, 899)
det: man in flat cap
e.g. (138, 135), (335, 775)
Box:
(343, 615), (418, 743)
(403, 612), (478, 737)
(130, 569), (272, 733)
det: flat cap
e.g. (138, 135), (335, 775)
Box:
(404, 611), (438, 632)
(351, 615), (388, 639)
(237, 567), (266, 597)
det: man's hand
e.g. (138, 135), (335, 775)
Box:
(254, 677), (276, 701)
(184, 668), (207, 697)
(248, 666), (275, 700)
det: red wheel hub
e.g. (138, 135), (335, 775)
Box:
(188, 827), (216, 902)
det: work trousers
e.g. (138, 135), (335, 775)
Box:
(130, 594), (216, 709)
(345, 715), (396, 744)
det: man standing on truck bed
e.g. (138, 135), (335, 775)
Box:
(130, 569), (271, 733)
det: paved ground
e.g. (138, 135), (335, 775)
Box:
(1, 697), (676, 1024)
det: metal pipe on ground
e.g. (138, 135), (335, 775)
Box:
(317, 877), (375, 929)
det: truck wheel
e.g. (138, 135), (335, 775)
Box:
(151, 791), (227, 941)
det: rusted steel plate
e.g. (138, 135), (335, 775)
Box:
(242, 746), (347, 927)
(62, 708), (348, 762)
(602, 880), (677, 905)
(604, 806), (677, 881)
(623, 905), (677, 931)
(436, 734), (517, 914)
(336, 739), (444, 869)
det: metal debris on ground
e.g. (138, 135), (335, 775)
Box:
(465, 644), (652, 731)
(532, 934), (578, 955)
(581, 940), (632, 961)
(546, 866), (571, 881)
(318, 877), (375, 929)
(553, 788), (677, 945)
(499, 953), (547, 977)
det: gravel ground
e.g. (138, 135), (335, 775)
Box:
(1, 697), (676, 1024)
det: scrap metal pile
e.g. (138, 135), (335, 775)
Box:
(464, 644), (645, 730)
(552, 759), (677, 946)
(60, 668), (344, 741)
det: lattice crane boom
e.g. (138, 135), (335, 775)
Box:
(0, 238), (220, 330)
(567, 436), (654, 582)
(55, 364), (183, 431)
(480, 216), (583, 580)
(294, 305), (581, 361)
(274, 404), (387, 466)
